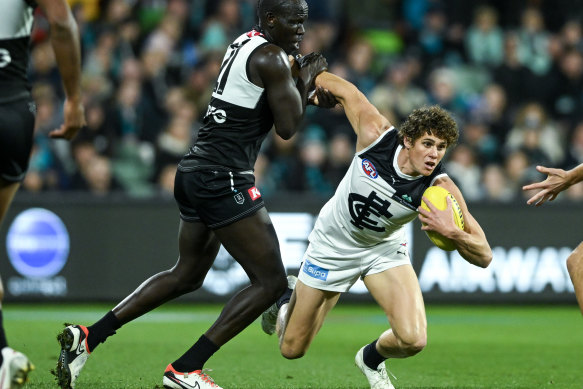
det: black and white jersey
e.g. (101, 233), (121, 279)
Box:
(307, 127), (448, 254)
(0, 0), (36, 104)
(180, 30), (274, 172)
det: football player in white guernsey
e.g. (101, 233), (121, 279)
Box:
(262, 71), (493, 389)
(0, 0), (84, 387)
(523, 163), (583, 315)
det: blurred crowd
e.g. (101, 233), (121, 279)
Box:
(23, 0), (583, 203)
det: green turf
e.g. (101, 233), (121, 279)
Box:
(4, 303), (582, 388)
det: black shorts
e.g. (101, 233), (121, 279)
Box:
(0, 98), (36, 183)
(174, 167), (265, 229)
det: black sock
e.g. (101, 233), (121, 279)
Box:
(172, 335), (220, 372)
(87, 311), (121, 352)
(276, 287), (293, 309)
(363, 339), (386, 370)
(0, 310), (7, 365)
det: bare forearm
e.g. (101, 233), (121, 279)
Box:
(50, 14), (82, 101)
(568, 163), (583, 186)
(314, 72), (359, 106)
(449, 215), (492, 268)
(314, 72), (376, 134)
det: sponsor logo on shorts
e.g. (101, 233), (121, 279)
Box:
(234, 192), (245, 205)
(361, 159), (378, 179)
(302, 259), (329, 281)
(397, 242), (408, 256)
(248, 187), (261, 201)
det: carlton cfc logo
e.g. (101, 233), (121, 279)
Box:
(361, 159), (378, 179)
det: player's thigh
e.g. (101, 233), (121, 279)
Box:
(282, 279), (340, 351)
(213, 208), (285, 279)
(0, 180), (20, 224)
(0, 99), (35, 184)
(175, 219), (221, 276)
(174, 169), (282, 278)
(363, 264), (426, 334)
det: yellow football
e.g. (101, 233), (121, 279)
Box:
(420, 186), (465, 251)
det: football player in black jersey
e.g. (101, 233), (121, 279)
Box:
(261, 71), (492, 389)
(524, 163), (583, 315)
(55, 1), (326, 388)
(0, 0), (84, 387)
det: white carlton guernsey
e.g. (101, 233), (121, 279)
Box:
(306, 127), (448, 263)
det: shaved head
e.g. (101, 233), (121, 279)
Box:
(257, 0), (308, 26)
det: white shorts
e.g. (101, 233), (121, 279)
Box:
(297, 236), (412, 293)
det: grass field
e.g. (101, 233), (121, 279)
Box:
(4, 303), (582, 389)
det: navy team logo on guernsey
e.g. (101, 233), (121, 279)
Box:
(361, 159), (378, 179)
(302, 259), (329, 281)
(6, 208), (70, 279)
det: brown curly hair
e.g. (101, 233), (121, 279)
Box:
(398, 105), (459, 147)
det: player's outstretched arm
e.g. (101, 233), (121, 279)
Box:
(37, 0), (86, 140)
(312, 72), (392, 151)
(523, 164), (583, 206)
(422, 176), (492, 268)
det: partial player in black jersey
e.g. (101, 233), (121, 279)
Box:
(54, 1), (327, 389)
(261, 72), (493, 389)
(0, 0), (84, 387)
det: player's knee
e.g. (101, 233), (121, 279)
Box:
(394, 329), (427, 356)
(262, 272), (288, 298)
(169, 269), (204, 293)
(280, 340), (306, 360)
(567, 255), (575, 274)
(566, 247), (582, 275)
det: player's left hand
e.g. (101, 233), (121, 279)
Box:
(49, 98), (86, 140)
(308, 86), (338, 108)
(418, 196), (457, 237)
(522, 165), (570, 206)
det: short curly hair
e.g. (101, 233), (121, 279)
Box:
(398, 105), (459, 147)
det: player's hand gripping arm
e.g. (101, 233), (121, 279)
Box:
(522, 163), (583, 206)
(37, 0), (86, 140)
(421, 176), (493, 268)
(254, 48), (327, 140)
(311, 71), (392, 151)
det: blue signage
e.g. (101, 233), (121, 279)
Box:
(6, 208), (70, 279)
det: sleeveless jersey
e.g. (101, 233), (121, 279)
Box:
(307, 127), (448, 257)
(0, 0), (36, 104)
(179, 30), (273, 172)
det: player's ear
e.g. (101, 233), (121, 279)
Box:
(403, 137), (413, 150)
(265, 11), (276, 28)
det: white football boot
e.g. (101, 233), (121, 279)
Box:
(55, 325), (91, 388)
(261, 275), (297, 335)
(355, 346), (395, 389)
(163, 364), (223, 389)
(0, 347), (34, 389)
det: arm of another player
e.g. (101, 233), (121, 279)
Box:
(312, 72), (392, 151)
(253, 47), (326, 140)
(424, 176), (492, 268)
(522, 163), (583, 206)
(37, 0), (86, 140)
